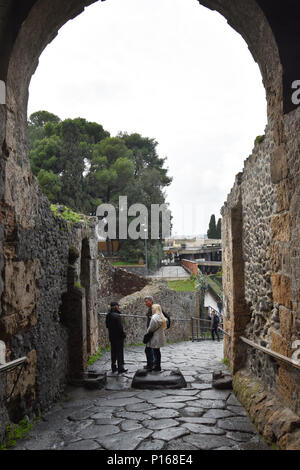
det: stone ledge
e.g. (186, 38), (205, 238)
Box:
(233, 369), (300, 450)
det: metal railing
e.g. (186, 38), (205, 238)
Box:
(240, 336), (300, 371)
(0, 356), (27, 402)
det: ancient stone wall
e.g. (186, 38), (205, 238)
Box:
(98, 281), (198, 349)
(222, 117), (300, 425)
(0, 196), (99, 440)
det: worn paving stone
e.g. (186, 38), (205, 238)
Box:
(96, 428), (153, 450)
(152, 426), (190, 442)
(143, 418), (180, 430)
(181, 407), (205, 417)
(79, 424), (120, 440)
(191, 383), (212, 390)
(67, 409), (94, 421)
(145, 409), (180, 419)
(120, 420), (143, 431)
(181, 423), (226, 435)
(217, 417), (257, 433)
(136, 391), (167, 400)
(62, 439), (102, 450)
(94, 418), (123, 426)
(126, 403), (155, 412)
(183, 434), (234, 450)
(186, 399), (226, 409)
(101, 397), (144, 407)
(164, 439), (199, 451)
(178, 417), (217, 426)
(8, 341), (270, 452)
(137, 439), (165, 451)
(114, 411), (152, 421)
(226, 405), (248, 417)
(200, 389), (231, 401)
(203, 409), (236, 419)
(226, 431), (258, 442)
(150, 401), (186, 410)
(226, 393), (242, 406)
(163, 389), (199, 396)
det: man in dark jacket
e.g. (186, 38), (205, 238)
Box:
(210, 310), (220, 341)
(106, 301), (128, 374)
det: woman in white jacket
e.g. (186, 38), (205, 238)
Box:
(146, 303), (167, 371)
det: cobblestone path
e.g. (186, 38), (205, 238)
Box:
(11, 341), (270, 451)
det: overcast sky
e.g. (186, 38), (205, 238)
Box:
(28, 0), (267, 237)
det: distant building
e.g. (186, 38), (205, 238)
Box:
(163, 236), (222, 274)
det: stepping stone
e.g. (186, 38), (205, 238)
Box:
(132, 369), (187, 390)
(212, 371), (233, 390)
(226, 431), (258, 442)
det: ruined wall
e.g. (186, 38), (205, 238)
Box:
(222, 117), (300, 423)
(98, 281), (197, 349)
(0, 196), (99, 439)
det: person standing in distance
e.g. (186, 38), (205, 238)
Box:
(210, 310), (220, 342)
(146, 303), (167, 371)
(144, 296), (155, 370)
(105, 301), (128, 374)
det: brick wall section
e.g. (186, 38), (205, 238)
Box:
(181, 259), (198, 276)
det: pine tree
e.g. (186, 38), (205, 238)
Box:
(207, 214), (217, 239)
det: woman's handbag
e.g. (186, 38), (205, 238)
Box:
(143, 331), (154, 344)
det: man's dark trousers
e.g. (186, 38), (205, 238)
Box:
(145, 346), (154, 368)
(111, 339), (124, 371)
(211, 327), (220, 341)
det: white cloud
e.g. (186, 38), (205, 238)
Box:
(28, 0), (267, 236)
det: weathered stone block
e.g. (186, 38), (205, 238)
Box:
(270, 329), (291, 357)
(271, 213), (291, 242)
(278, 366), (294, 405)
(279, 306), (293, 340)
(271, 274), (292, 308)
(270, 144), (288, 184)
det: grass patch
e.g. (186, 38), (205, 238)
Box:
(50, 204), (87, 229)
(87, 346), (111, 366)
(204, 274), (223, 298)
(167, 278), (197, 292)
(0, 415), (42, 450)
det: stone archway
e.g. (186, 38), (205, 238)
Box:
(1, 0), (300, 442)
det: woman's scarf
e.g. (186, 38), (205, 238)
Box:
(151, 304), (167, 330)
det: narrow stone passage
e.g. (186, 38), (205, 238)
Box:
(10, 341), (270, 451)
